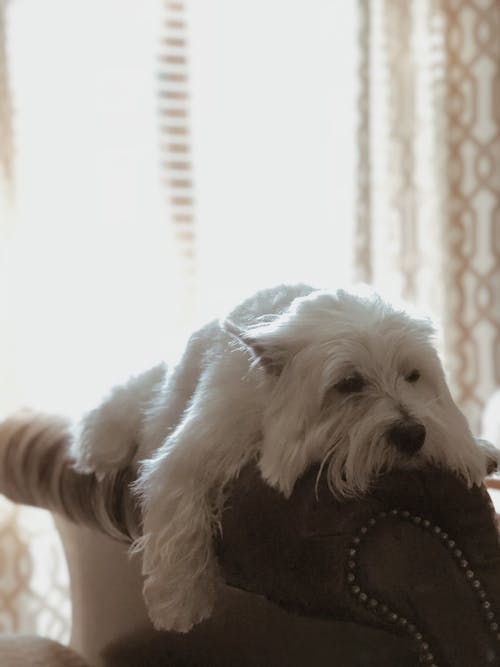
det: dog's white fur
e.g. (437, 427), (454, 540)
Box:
(71, 284), (498, 632)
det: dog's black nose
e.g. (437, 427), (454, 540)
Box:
(388, 421), (426, 455)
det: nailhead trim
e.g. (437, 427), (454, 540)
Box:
(346, 509), (500, 667)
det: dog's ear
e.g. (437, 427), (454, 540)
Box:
(223, 319), (287, 376)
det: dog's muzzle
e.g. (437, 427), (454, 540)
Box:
(388, 421), (426, 455)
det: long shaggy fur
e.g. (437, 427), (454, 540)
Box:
(69, 284), (498, 632)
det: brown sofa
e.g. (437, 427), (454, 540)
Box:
(0, 413), (500, 666)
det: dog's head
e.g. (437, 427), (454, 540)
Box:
(232, 288), (483, 497)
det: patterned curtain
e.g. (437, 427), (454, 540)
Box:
(159, 0), (197, 325)
(0, 0), (13, 216)
(0, 497), (70, 640)
(0, 0), (16, 418)
(0, 0), (70, 638)
(356, 0), (500, 431)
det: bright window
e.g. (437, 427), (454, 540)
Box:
(3, 0), (357, 417)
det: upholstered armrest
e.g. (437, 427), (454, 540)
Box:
(1, 413), (499, 667)
(218, 463), (500, 666)
(0, 413), (140, 542)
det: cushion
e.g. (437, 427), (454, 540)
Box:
(0, 635), (88, 667)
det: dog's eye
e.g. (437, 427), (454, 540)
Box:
(405, 369), (421, 383)
(334, 373), (365, 394)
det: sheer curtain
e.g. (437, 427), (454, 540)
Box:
(1, 0), (359, 418)
(188, 0), (358, 320)
(3, 0), (188, 421)
(0, 0), (358, 639)
(0, 0), (176, 639)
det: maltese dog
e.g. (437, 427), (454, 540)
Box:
(71, 284), (498, 632)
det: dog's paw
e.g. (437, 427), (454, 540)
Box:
(258, 439), (310, 499)
(476, 438), (500, 476)
(258, 458), (296, 498)
(149, 597), (213, 634)
(70, 415), (137, 474)
(143, 569), (218, 633)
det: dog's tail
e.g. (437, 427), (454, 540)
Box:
(0, 411), (140, 542)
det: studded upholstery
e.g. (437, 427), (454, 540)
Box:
(218, 464), (500, 667)
(1, 413), (499, 666)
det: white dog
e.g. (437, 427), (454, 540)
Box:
(71, 284), (498, 633)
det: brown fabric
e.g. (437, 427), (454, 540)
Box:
(101, 587), (416, 667)
(0, 635), (88, 667)
(218, 464), (500, 667)
(2, 413), (500, 665)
